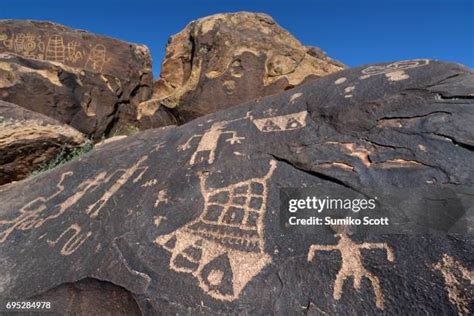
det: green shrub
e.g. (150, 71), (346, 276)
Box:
(31, 140), (94, 176)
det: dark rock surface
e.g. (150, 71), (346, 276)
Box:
(0, 60), (473, 315)
(0, 100), (85, 185)
(145, 12), (344, 124)
(0, 20), (153, 138)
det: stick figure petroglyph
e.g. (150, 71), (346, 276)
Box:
(155, 160), (277, 301)
(307, 234), (395, 310)
(178, 121), (245, 165)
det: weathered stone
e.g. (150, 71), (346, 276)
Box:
(0, 100), (85, 185)
(0, 20), (153, 137)
(144, 12), (344, 124)
(0, 60), (473, 315)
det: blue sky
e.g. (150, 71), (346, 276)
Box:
(1, 0), (473, 77)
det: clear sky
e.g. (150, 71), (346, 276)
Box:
(1, 0), (473, 77)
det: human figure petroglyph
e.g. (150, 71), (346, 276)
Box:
(46, 223), (92, 256)
(433, 254), (474, 315)
(155, 160), (277, 301)
(178, 121), (245, 165)
(85, 44), (107, 72)
(307, 234), (395, 310)
(252, 111), (308, 132)
(360, 59), (429, 79)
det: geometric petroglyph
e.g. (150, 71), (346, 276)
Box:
(308, 234), (395, 310)
(45, 35), (66, 63)
(385, 70), (409, 81)
(46, 223), (92, 256)
(360, 59), (429, 79)
(433, 254), (474, 316)
(252, 111), (308, 132)
(155, 160), (277, 301)
(178, 121), (245, 165)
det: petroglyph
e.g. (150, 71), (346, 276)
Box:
(178, 121), (245, 165)
(335, 77), (347, 85)
(141, 179), (158, 188)
(290, 92), (303, 104)
(360, 59), (429, 79)
(252, 111), (308, 132)
(433, 254), (474, 315)
(86, 156), (148, 218)
(155, 160), (277, 301)
(155, 190), (169, 208)
(308, 234), (395, 310)
(47, 224), (92, 256)
(385, 70), (409, 81)
(85, 44), (107, 72)
(0, 171), (105, 243)
(154, 216), (166, 227)
(0, 156), (148, 243)
(45, 35), (66, 63)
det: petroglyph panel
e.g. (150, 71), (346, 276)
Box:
(155, 160), (277, 301)
(433, 254), (474, 315)
(252, 111), (308, 132)
(0, 156), (148, 245)
(308, 234), (395, 310)
(360, 59), (429, 79)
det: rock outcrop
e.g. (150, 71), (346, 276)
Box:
(143, 12), (344, 124)
(0, 100), (85, 185)
(1, 60), (473, 315)
(0, 20), (154, 138)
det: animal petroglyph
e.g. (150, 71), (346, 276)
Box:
(308, 234), (395, 310)
(46, 223), (92, 256)
(360, 59), (429, 79)
(155, 160), (277, 301)
(252, 111), (308, 132)
(178, 121), (245, 165)
(433, 254), (474, 315)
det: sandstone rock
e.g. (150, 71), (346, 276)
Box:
(144, 12), (345, 124)
(0, 20), (153, 137)
(0, 100), (85, 186)
(0, 60), (473, 315)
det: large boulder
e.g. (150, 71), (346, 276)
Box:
(0, 60), (473, 315)
(143, 12), (344, 124)
(0, 20), (154, 138)
(0, 100), (85, 185)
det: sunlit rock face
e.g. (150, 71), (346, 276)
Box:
(145, 12), (345, 124)
(0, 20), (154, 138)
